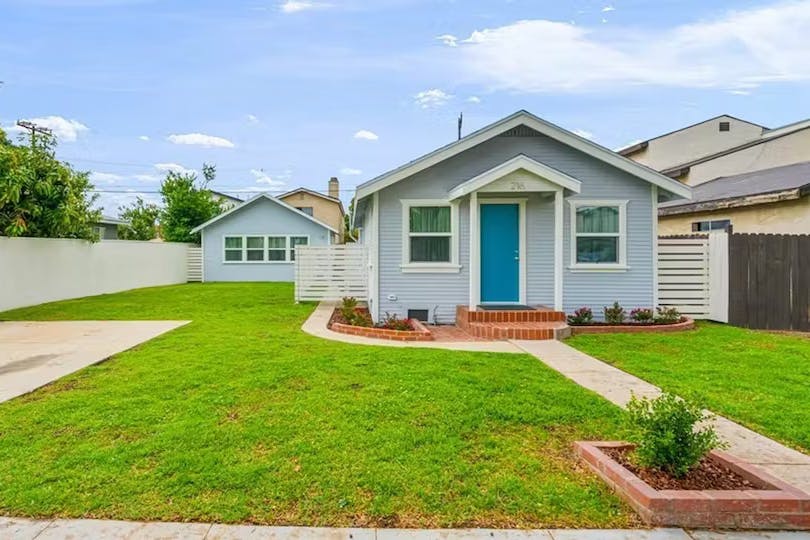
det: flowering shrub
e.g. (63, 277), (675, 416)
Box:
(603, 302), (626, 324)
(654, 306), (681, 324)
(630, 308), (655, 323)
(339, 296), (372, 327)
(378, 312), (412, 331)
(567, 306), (593, 325)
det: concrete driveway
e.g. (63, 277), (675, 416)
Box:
(0, 320), (189, 403)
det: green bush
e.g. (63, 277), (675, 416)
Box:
(603, 302), (626, 324)
(654, 306), (681, 324)
(626, 393), (724, 477)
(567, 307), (593, 325)
(339, 297), (372, 327)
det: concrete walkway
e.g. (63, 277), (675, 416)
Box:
(3, 517), (809, 539)
(302, 302), (522, 353)
(0, 321), (189, 402)
(512, 340), (810, 494)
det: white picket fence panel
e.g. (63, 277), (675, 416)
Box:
(295, 245), (368, 302)
(657, 233), (728, 322)
(187, 247), (203, 282)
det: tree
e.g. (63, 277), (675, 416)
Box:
(343, 198), (358, 243)
(160, 163), (222, 243)
(0, 130), (100, 239)
(118, 197), (160, 241)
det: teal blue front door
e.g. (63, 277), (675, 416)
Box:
(480, 203), (520, 303)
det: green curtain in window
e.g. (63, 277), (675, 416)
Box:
(224, 237), (243, 249)
(576, 206), (618, 233)
(410, 237), (450, 262)
(410, 206), (450, 233)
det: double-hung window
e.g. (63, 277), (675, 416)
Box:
(267, 236), (287, 261)
(223, 235), (309, 263)
(401, 200), (459, 272)
(570, 200), (627, 270)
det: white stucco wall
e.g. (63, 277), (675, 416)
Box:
(0, 237), (191, 311)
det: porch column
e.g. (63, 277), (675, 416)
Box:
(554, 189), (563, 311)
(469, 191), (479, 310)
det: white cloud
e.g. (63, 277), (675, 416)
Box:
(451, 2), (810, 93)
(340, 167), (363, 176)
(467, 96), (482, 104)
(250, 169), (287, 186)
(155, 163), (196, 175)
(602, 5), (615, 12)
(13, 116), (88, 142)
(414, 88), (453, 108)
(167, 133), (235, 148)
(89, 172), (123, 184)
(436, 34), (459, 47)
(138, 135), (150, 141)
(279, 0), (329, 13)
(353, 129), (379, 141)
(573, 129), (594, 140)
(133, 174), (160, 182)
(246, 114), (259, 124)
(729, 90), (751, 95)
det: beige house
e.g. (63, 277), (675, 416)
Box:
(279, 177), (345, 242)
(622, 115), (810, 235)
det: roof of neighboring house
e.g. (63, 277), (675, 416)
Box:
(97, 215), (128, 226)
(189, 193), (339, 234)
(659, 161), (810, 216)
(208, 190), (243, 204)
(354, 110), (692, 201)
(660, 118), (810, 178)
(278, 187), (345, 214)
(618, 114), (768, 157)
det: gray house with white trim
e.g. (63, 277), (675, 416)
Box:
(353, 111), (692, 324)
(191, 193), (337, 282)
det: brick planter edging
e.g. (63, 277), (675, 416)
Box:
(574, 441), (810, 529)
(330, 318), (433, 342)
(569, 318), (695, 335)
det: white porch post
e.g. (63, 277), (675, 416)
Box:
(554, 189), (563, 311)
(469, 191), (479, 310)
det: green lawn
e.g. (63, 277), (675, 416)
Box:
(0, 283), (633, 528)
(567, 322), (810, 454)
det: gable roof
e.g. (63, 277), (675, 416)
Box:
(659, 161), (810, 216)
(278, 187), (345, 214)
(208, 190), (243, 204)
(618, 114), (767, 157)
(190, 193), (338, 234)
(355, 110), (691, 201)
(661, 118), (810, 178)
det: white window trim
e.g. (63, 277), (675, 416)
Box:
(222, 234), (310, 264)
(400, 199), (461, 273)
(568, 199), (629, 272)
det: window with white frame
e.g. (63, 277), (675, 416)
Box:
(223, 235), (309, 263)
(570, 201), (627, 268)
(401, 201), (458, 266)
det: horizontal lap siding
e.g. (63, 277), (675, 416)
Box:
(526, 194), (555, 307)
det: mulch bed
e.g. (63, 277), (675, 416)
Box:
(603, 446), (765, 491)
(328, 307), (418, 332)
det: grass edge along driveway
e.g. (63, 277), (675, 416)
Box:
(567, 321), (810, 454)
(0, 283), (636, 529)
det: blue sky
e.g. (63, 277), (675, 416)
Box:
(2, 0), (810, 214)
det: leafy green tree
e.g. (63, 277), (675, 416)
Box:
(343, 198), (358, 243)
(0, 130), (100, 239)
(118, 197), (161, 241)
(160, 163), (222, 243)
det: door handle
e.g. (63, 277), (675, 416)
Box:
(514, 250), (519, 261)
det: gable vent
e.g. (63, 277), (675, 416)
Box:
(499, 125), (543, 137)
(719, 121), (730, 132)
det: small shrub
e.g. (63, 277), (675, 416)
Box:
(338, 296), (372, 327)
(378, 312), (412, 331)
(654, 306), (681, 324)
(626, 393), (724, 478)
(630, 308), (654, 323)
(603, 302), (626, 324)
(567, 307), (593, 325)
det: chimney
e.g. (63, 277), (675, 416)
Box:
(328, 177), (339, 199)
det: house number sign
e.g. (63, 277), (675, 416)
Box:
(510, 181), (526, 191)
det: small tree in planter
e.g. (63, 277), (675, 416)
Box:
(655, 306), (682, 324)
(604, 302), (626, 324)
(627, 393), (724, 477)
(567, 307), (593, 325)
(630, 308), (654, 323)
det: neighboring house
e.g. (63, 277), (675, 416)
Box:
(659, 161), (810, 235)
(279, 178), (345, 243)
(190, 193), (337, 282)
(93, 215), (128, 240)
(621, 115), (810, 186)
(352, 110), (691, 324)
(209, 190), (243, 210)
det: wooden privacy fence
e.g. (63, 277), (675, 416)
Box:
(729, 233), (810, 331)
(187, 246), (203, 282)
(295, 244), (368, 302)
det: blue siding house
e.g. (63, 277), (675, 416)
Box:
(353, 111), (691, 324)
(191, 194), (337, 282)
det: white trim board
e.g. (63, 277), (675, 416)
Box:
(355, 110), (692, 201)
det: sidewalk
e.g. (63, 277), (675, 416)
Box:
(3, 516), (808, 539)
(512, 340), (810, 494)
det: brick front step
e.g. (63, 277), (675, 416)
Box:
(456, 305), (566, 324)
(575, 441), (810, 530)
(467, 321), (570, 341)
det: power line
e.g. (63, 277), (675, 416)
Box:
(16, 120), (51, 146)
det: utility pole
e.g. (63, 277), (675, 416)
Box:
(16, 120), (51, 147)
(457, 112), (463, 140)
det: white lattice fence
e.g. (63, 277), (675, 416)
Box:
(295, 245), (368, 302)
(187, 246), (203, 282)
(658, 236), (711, 319)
